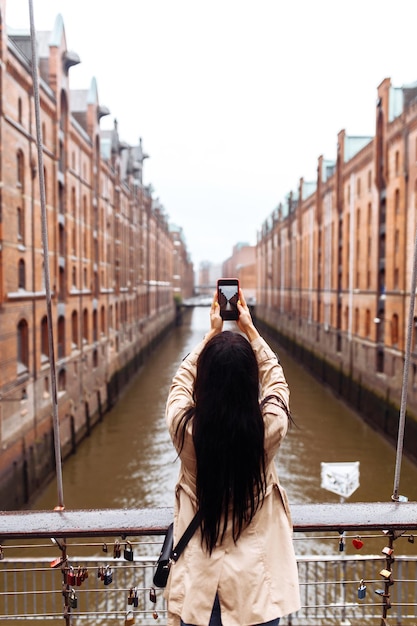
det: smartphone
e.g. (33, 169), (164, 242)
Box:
(217, 278), (240, 321)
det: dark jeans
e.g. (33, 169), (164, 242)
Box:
(181, 593), (280, 626)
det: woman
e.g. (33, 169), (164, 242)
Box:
(165, 289), (300, 626)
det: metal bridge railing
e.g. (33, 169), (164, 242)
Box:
(1, 502), (417, 624)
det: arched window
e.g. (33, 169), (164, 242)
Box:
(58, 369), (66, 392)
(41, 316), (49, 361)
(17, 319), (29, 370)
(17, 150), (24, 189)
(18, 259), (26, 289)
(93, 309), (98, 342)
(57, 315), (65, 359)
(100, 305), (106, 335)
(59, 224), (65, 256)
(59, 267), (65, 301)
(17, 207), (24, 242)
(83, 308), (89, 343)
(71, 310), (78, 348)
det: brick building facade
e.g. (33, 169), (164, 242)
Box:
(0, 4), (193, 508)
(257, 77), (417, 451)
(222, 243), (256, 301)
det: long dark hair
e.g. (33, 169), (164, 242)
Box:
(177, 331), (267, 553)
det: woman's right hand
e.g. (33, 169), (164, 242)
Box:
(204, 292), (223, 342)
(237, 289), (259, 342)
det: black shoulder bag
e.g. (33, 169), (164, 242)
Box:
(153, 512), (200, 588)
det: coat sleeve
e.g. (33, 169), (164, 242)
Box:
(250, 336), (291, 462)
(165, 340), (205, 454)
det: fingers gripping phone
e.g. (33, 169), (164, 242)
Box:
(217, 278), (239, 321)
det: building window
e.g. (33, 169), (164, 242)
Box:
(18, 98), (23, 124)
(41, 316), (49, 361)
(57, 315), (65, 359)
(394, 267), (399, 290)
(395, 188), (400, 213)
(59, 224), (65, 256)
(93, 309), (98, 342)
(17, 319), (29, 370)
(72, 266), (76, 287)
(58, 369), (66, 392)
(395, 150), (400, 176)
(71, 310), (78, 348)
(17, 150), (24, 189)
(59, 182), (65, 214)
(59, 267), (65, 301)
(83, 308), (89, 343)
(365, 309), (371, 337)
(100, 305), (106, 335)
(17, 207), (24, 242)
(18, 259), (26, 289)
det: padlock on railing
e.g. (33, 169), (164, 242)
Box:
(150, 587), (158, 620)
(124, 609), (135, 625)
(124, 541), (134, 561)
(380, 568), (392, 580)
(103, 565), (113, 585)
(357, 580), (366, 599)
(76, 566), (83, 586)
(113, 540), (121, 559)
(68, 588), (78, 609)
(132, 587), (139, 608)
(67, 566), (76, 586)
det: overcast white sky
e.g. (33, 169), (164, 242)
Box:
(6, 0), (417, 272)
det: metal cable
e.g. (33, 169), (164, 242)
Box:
(392, 225), (417, 501)
(28, 0), (65, 510)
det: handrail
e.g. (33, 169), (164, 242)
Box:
(1, 502), (417, 539)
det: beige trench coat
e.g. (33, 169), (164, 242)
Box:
(164, 334), (301, 626)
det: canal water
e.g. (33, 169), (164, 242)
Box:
(32, 306), (417, 513)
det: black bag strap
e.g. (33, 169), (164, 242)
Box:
(171, 512), (200, 562)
